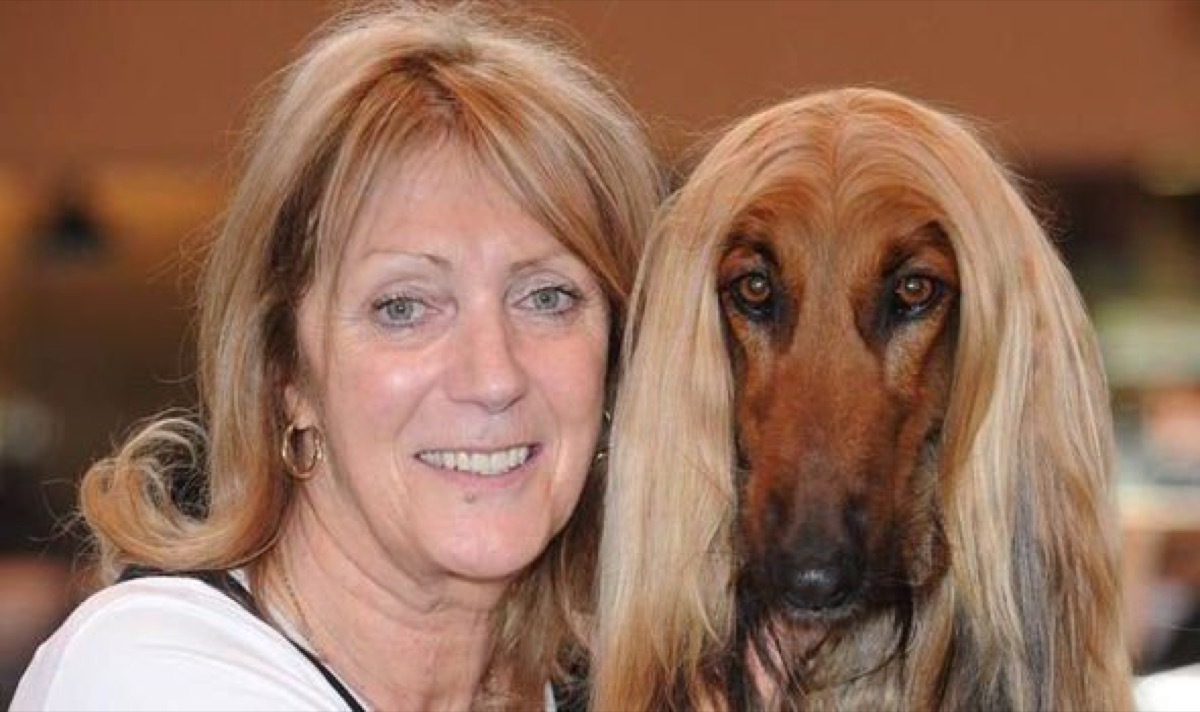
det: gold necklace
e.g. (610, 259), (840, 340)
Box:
(279, 562), (317, 650)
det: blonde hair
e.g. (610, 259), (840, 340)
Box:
(79, 2), (660, 705)
(593, 88), (1129, 710)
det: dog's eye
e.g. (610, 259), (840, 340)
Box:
(738, 273), (772, 304)
(729, 271), (775, 320)
(892, 275), (941, 318)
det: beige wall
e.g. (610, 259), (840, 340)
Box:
(0, 0), (1197, 172)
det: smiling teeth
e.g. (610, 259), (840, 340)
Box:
(417, 446), (531, 476)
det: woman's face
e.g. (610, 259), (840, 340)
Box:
(290, 147), (608, 587)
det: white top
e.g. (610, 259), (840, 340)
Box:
(10, 575), (363, 711)
(1136, 664), (1200, 712)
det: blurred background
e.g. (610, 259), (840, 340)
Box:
(0, 0), (1197, 704)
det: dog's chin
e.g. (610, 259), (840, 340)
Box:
(754, 607), (847, 663)
(756, 598), (864, 651)
(778, 599), (864, 626)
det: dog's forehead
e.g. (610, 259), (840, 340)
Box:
(732, 185), (948, 276)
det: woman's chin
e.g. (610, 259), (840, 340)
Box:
(434, 527), (555, 584)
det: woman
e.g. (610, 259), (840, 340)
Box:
(13, 3), (660, 710)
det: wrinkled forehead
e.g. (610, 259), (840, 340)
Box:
(339, 142), (491, 254)
(309, 138), (524, 293)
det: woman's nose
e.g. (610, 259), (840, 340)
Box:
(444, 308), (529, 413)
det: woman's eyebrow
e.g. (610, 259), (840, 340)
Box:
(358, 248), (453, 271)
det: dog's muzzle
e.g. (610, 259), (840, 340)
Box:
(771, 536), (865, 617)
(753, 494), (870, 620)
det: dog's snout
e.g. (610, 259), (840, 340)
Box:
(747, 475), (874, 617)
(765, 510), (867, 615)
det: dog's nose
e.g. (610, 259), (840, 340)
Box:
(757, 494), (869, 614)
(786, 563), (856, 610)
(782, 553), (862, 612)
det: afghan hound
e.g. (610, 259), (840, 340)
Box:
(592, 88), (1132, 711)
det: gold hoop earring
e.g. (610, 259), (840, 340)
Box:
(594, 409), (612, 465)
(282, 424), (323, 480)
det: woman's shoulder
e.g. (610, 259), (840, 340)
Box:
(12, 574), (345, 711)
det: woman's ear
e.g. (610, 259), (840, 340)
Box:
(284, 381), (319, 429)
(285, 294), (323, 429)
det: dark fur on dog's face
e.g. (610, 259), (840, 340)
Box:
(718, 190), (959, 661)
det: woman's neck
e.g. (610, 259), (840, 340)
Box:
(266, 501), (509, 711)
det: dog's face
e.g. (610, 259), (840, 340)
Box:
(719, 192), (959, 633)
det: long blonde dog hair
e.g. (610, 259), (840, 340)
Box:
(593, 88), (1130, 710)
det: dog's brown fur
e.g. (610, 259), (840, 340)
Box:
(722, 209), (960, 709)
(593, 89), (1132, 711)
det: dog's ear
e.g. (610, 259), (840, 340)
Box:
(934, 164), (1130, 710)
(594, 172), (743, 712)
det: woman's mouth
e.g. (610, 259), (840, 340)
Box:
(415, 445), (533, 477)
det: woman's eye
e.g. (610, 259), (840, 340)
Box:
(521, 285), (579, 315)
(892, 275), (941, 318)
(372, 295), (427, 327)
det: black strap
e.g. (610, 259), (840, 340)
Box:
(118, 566), (366, 712)
(551, 680), (588, 712)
